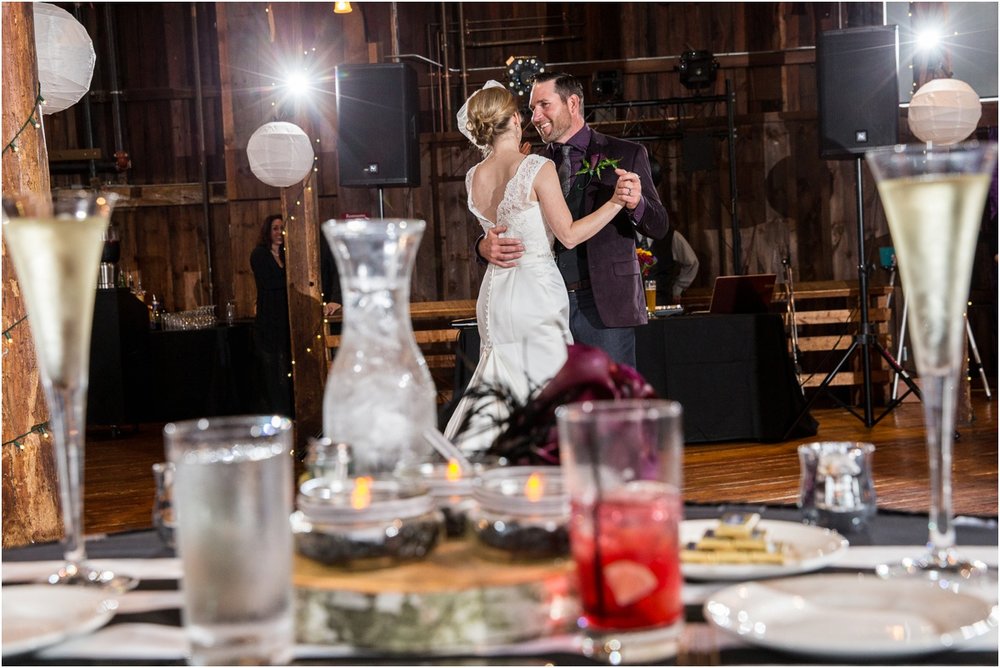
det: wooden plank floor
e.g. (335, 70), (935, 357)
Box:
(80, 390), (998, 536)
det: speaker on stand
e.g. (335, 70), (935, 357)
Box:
(335, 63), (421, 216)
(786, 25), (922, 438)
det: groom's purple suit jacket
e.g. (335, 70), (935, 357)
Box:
(561, 129), (669, 328)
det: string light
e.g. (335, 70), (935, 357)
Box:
(3, 309), (49, 451)
(3, 83), (45, 156)
(3, 315), (28, 340)
(3, 422), (50, 449)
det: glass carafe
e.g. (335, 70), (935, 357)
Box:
(321, 219), (435, 478)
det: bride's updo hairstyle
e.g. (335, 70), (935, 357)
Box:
(465, 86), (518, 149)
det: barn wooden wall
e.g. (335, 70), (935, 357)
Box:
(4, 1), (997, 546)
(39, 1), (998, 300)
(23, 1), (1000, 430)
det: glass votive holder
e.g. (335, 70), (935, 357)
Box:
(469, 466), (570, 561)
(292, 476), (444, 570)
(418, 460), (477, 538)
(798, 441), (877, 533)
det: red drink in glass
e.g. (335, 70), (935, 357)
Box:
(570, 483), (683, 630)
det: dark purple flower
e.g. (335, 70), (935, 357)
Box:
(482, 344), (657, 466)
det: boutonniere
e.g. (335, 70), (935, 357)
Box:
(576, 154), (621, 180)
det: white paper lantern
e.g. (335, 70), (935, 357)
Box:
(246, 122), (315, 188)
(33, 3), (96, 115)
(908, 79), (982, 145)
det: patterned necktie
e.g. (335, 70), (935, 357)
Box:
(557, 144), (574, 197)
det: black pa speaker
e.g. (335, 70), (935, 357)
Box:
(817, 26), (899, 160)
(335, 63), (420, 187)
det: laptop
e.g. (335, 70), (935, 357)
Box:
(708, 274), (777, 314)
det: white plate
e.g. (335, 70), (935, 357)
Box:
(2, 585), (117, 657)
(704, 574), (1000, 659)
(681, 519), (848, 580)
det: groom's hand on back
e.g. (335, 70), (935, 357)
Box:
(479, 225), (525, 268)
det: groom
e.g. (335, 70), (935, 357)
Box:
(476, 72), (669, 367)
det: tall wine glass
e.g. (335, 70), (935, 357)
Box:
(865, 142), (998, 579)
(2, 190), (136, 590)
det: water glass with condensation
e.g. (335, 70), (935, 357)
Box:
(164, 415), (294, 666)
(557, 399), (685, 665)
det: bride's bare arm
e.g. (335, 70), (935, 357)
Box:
(534, 162), (626, 249)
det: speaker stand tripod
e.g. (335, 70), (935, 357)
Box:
(784, 158), (922, 439)
(376, 187), (386, 218)
(891, 296), (991, 400)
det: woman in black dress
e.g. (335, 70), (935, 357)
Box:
(250, 214), (293, 416)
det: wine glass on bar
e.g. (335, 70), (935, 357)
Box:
(2, 189), (136, 590)
(865, 141), (998, 579)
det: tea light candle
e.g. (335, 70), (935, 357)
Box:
(292, 476), (444, 569)
(419, 459), (477, 538)
(470, 466), (570, 561)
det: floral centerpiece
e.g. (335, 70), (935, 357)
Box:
(451, 344), (657, 466)
(637, 247), (657, 278)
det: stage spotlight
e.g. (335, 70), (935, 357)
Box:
(333, 2), (352, 14)
(284, 70), (312, 96)
(678, 50), (719, 90)
(505, 56), (544, 98)
(915, 28), (942, 51)
(592, 70), (623, 101)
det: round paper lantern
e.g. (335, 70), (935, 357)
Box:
(247, 122), (315, 188)
(908, 78), (982, 145)
(33, 3), (96, 115)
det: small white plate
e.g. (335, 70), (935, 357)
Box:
(704, 574), (999, 659)
(681, 519), (848, 581)
(2, 585), (117, 657)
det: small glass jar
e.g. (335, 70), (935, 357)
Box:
(469, 466), (570, 561)
(418, 461), (477, 538)
(292, 476), (444, 570)
(299, 438), (351, 487)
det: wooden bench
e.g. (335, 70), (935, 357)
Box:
(325, 300), (477, 406)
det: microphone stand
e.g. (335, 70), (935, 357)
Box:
(784, 157), (922, 439)
(782, 253), (805, 395)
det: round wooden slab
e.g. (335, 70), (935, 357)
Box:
(294, 539), (580, 651)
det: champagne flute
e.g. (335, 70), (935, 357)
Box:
(865, 142), (998, 578)
(2, 189), (136, 590)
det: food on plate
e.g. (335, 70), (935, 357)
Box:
(681, 514), (789, 565)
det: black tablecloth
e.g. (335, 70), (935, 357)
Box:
(87, 289), (153, 426)
(635, 313), (817, 442)
(4, 506), (996, 666)
(145, 323), (257, 421)
(452, 314), (817, 443)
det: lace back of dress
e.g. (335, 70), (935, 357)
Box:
(511, 155), (545, 205)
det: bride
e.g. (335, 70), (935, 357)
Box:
(445, 81), (633, 455)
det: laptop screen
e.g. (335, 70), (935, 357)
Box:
(709, 274), (777, 314)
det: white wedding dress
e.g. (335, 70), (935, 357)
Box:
(445, 154), (572, 455)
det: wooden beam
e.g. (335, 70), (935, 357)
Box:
(87, 86), (222, 102)
(2, 1), (61, 548)
(103, 182), (228, 208)
(274, 2), (327, 453)
(49, 148), (102, 162)
(284, 174), (326, 453)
